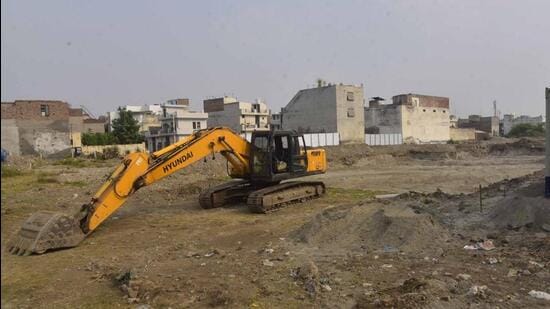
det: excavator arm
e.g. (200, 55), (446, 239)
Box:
(7, 127), (251, 255)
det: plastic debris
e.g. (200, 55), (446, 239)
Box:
(321, 284), (332, 292)
(488, 257), (499, 264)
(528, 290), (550, 300)
(464, 240), (495, 251)
(468, 285), (488, 298)
(529, 261), (544, 268)
(456, 273), (472, 281)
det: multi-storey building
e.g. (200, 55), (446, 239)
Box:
(203, 96), (270, 133)
(144, 99), (208, 152)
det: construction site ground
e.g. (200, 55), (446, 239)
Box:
(2, 138), (549, 308)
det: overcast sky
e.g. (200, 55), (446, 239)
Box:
(2, 0), (549, 117)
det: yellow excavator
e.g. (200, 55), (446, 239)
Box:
(7, 127), (327, 255)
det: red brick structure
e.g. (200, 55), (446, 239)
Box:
(392, 94), (450, 109)
(1, 100), (85, 155)
(1, 100), (70, 120)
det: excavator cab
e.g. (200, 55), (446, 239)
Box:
(249, 131), (308, 183)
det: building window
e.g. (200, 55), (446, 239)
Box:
(40, 104), (49, 117)
(347, 108), (355, 118)
(347, 92), (354, 101)
(423, 109), (426, 112)
(442, 110), (446, 113)
(433, 109), (436, 112)
(192, 121), (201, 130)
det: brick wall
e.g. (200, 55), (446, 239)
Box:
(1, 100), (79, 155)
(203, 98), (225, 112)
(1, 102), (16, 118)
(392, 94), (449, 108)
(1, 100), (70, 120)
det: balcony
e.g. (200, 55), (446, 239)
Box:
(240, 108), (269, 115)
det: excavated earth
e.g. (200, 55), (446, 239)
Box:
(1, 138), (548, 308)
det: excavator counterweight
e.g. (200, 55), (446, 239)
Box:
(7, 127), (327, 255)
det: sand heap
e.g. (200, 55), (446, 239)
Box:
(487, 180), (550, 230)
(291, 202), (451, 254)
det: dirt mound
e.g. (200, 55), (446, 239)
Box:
(291, 202), (451, 254)
(487, 180), (550, 230)
(488, 138), (545, 156)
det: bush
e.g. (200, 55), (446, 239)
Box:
(36, 172), (59, 184)
(53, 158), (90, 167)
(507, 123), (545, 138)
(1, 166), (26, 178)
(447, 139), (458, 144)
(82, 132), (118, 146)
(102, 147), (120, 159)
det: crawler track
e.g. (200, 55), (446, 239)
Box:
(199, 180), (255, 209)
(247, 181), (326, 213)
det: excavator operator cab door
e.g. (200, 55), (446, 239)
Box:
(250, 131), (308, 183)
(289, 134), (307, 173)
(250, 133), (273, 180)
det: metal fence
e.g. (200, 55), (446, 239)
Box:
(365, 133), (403, 146)
(302, 132), (340, 147)
(240, 132), (340, 147)
(243, 132), (403, 146)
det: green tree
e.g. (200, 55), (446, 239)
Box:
(111, 108), (143, 144)
(507, 123), (545, 138)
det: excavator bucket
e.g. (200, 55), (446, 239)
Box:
(6, 211), (86, 255)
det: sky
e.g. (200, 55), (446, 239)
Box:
(2, 0), (549, 118)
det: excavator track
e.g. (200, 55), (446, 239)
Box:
(199, 180), (255, 209)
(247, 181), (326, 213)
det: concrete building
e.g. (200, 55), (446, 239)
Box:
(501, 114), (545, 136)
(1, 100), (84, 155)
(203, 96), (270, 133)
(365, 93), (451, 143)
(83, 118), (107, 133)
(281, 84), (365, 143)
(145, 100), (208, 152)
(450, 115), (458, 128)
(107, 104), (162, 133)
(271, 112), (282, 131)
(457, 115), (500, 136)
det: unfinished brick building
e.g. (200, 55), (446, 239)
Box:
(1, 100), (82, 155)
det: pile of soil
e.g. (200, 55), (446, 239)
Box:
(291, 202), (451, 254)
(488, 138), (545, 156)
(325, 138), (545, 168)
(487, 180), (550, 230)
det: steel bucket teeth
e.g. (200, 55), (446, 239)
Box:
(6, 211), (86, 255)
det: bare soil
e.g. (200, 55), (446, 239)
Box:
(1, 138), (548, 308)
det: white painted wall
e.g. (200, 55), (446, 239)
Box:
(401, 105), (450, 143)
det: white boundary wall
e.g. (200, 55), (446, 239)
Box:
(240, 132), (340, 147)
(365, 133), (403, 146)
(302, 133), (340, 147)
(81, 143), (146, 155)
